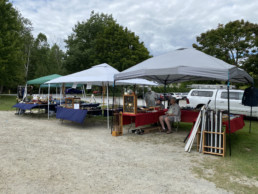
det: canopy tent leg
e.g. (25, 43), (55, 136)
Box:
(142, 85), (145, 107)
(82, 85), (86, 100)
(102, 82), (104, 109)
(39, 87), (41, 96)
(227, 80), (231, 156)
(48, 83), (50, 120)
(60, 84), (62, 105)
(111, 81), (116, 134)
(249, 106), (252, 133)
(164, 81), (167, 108)
(107, 83), (109, 129)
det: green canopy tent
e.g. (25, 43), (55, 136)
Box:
(27, 74), (62, 85)
(25, 74), (84, 99)
(26, 74), (62, 99)
(27, 74), (83, 88)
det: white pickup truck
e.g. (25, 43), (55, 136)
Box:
(186, 89), (258, 118)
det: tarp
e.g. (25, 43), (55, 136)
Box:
(27, 74), (62, 85)
(46, 63), (158, 86)
(114, 48), (253, 84)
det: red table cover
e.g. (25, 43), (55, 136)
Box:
(181, 110), (200, 123)
(123, 110), (166, 127)
(223, 115), (245, 133)
(122, 109), (245, 133)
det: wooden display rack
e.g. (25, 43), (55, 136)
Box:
(112, 112), (123, 136)
(123, 93), (137, 114)
(65, 97), (81, 109)
(202, 130), (226, 157)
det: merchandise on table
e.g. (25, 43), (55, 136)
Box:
(65, 97), (81, 109)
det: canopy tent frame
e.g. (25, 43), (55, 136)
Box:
(114, 48), (254, 156)
(45, 63), (158, 129)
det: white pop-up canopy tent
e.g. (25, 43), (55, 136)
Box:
(45, 63), (157, 128)
(46, 63), (158, 86)
(114, 48), (253, 156)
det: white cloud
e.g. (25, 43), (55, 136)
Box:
(12, 0), (258, 56)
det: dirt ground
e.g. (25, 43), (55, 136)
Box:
(0, 111), (230, 194)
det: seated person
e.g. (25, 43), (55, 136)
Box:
(159, 97), (180, 134)
(155, 98), (165, 110)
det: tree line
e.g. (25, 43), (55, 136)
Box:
(0, 0), (257, 93)
(0, 0), (66, 93)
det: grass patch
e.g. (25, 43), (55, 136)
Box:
(193, 120), (258, 193)
(0, 95), (17, 111)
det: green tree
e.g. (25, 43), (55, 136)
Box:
(193, 20), (258, 67)
(19, 16), (34, 84)
(65, 11), (151, 73)
(242, 34), (258, 77)
(95, 21), (150, 71)
(0, 0), (24, 93)
(28, 34), (66, 79)
(29, 33), (51, 79)
(48, 43), (65, 75)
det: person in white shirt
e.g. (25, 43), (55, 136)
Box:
(159, 97), (180, 134)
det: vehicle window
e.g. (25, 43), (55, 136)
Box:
(191, 91), (198, 96)
(221, 92), (243, 100)
(191, 91), (213, 97)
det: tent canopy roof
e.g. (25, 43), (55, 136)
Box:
(114, 48), (253, 84)
(39, 83), (83, 88)
(46, 63), (157, 86)
(27, 74), (62, 85)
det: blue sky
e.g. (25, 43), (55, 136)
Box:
(12, 0), (258, 56)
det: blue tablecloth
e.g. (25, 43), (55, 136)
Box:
(13, 103), (39, 110)
(56, 107), (87, 124)
(13, 103), (56, 111)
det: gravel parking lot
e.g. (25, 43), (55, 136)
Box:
(0, 111), (229, 194)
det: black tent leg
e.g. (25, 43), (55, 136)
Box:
(227, 81), (231, 156)
(249, 106), (252, 133)
(164, 81), (167, 108)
